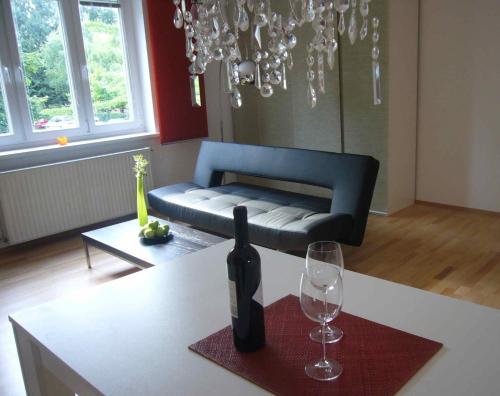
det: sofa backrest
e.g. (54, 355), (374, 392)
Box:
(193, 141), (379, 246)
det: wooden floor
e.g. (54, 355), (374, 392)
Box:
(343, 203), (500, 309)
(1, 203), (500, 395)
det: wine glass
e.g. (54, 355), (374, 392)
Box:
(306, 241), (344, 344)
(300, 268), (343, 381)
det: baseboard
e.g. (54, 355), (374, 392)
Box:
(369, 210), (388, 216)
(415, 200), (500, 216)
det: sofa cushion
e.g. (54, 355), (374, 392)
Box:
(148, 182), (353, 251)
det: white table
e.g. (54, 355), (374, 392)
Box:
(9, 240), (500, 396)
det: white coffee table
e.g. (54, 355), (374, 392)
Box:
(9, 240), (500, 396)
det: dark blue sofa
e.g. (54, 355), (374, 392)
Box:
(148, 141), (379, 251)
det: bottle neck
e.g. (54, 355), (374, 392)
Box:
(235, 226), (248, 248)
(234, 206), (249, 248)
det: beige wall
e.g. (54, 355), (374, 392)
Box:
(387, 0), (418, 213)
(417, 0), (500, 212)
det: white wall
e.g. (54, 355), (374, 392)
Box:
(417, 0), (500, 212)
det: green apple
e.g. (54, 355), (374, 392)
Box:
(138, 224), (150, 237)
(149, 220), (160, 230)
(144, 228), (156, 239)
(155, 227), (166, 237)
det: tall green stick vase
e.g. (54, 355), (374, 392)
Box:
(133, 155), (149, 227)
(136, 175), (148, 226)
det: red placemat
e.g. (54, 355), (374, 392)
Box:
(189, 294), (442, 395)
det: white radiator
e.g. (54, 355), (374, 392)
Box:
(0, 148), (153, 246)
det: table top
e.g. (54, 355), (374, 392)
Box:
(10, 240), (500, 395)
(82, 216), (224, 267)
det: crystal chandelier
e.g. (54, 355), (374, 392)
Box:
(172, 0), (382, 109)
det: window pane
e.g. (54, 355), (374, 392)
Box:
(79, 2), (132, 125)
(0, 80), (10, 135)
(11, 0), (78, 132)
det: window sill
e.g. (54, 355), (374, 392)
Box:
(0, 132), (159, 160)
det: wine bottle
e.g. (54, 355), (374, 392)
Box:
(227, 206), (265, 352)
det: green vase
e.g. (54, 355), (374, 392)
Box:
(137, 175), (148, 226)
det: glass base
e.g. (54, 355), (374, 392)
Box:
(310, 325), (343, 344)
(305, 359), (343, 381)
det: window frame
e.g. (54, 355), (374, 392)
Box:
(0, 0), (26, 146)
(0, 0), (146, 150)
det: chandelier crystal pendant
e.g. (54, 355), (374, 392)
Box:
(172, 0), (382, 109)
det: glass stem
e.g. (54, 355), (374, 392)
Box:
(323, 289), (329, 333)
(322, 320), (327, 363)
(322, 289), (328, 362)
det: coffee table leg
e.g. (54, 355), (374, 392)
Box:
(83, 239), (92, 269)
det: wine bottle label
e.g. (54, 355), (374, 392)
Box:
(252, 279), (263, 306)
(228, 279), (238, 318)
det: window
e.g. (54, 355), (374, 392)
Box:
(0, 79), (9, 135)
(79, 1), (132, 125)
(11, 0), (78, 132)
(0, 0), (144, 149)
